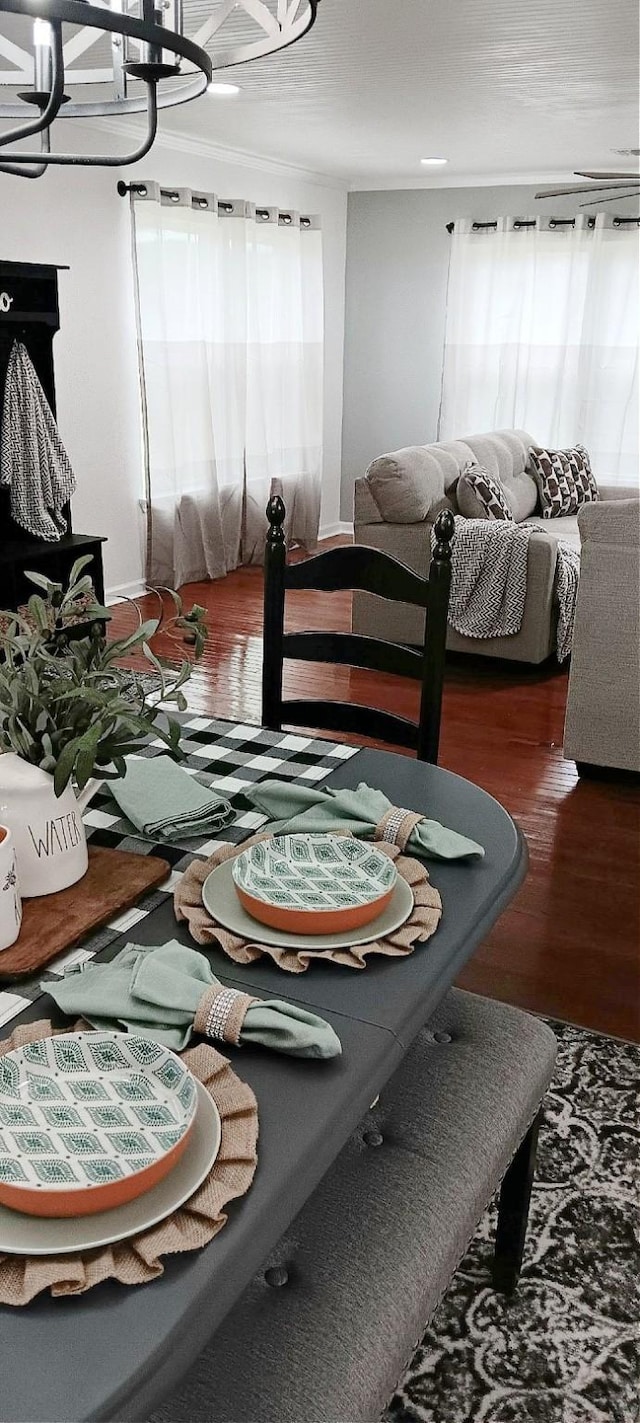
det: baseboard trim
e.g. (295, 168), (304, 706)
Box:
(319, 521), (353, 541)
(106, 533), (352, 600)
(106, 580), (147, 605)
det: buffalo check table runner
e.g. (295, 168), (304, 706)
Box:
(0, 717), (359, 1033)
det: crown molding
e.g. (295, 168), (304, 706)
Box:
(79, 117), (348, 190)
(346, 170), (599, 192)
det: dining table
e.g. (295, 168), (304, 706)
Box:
(0, 717), (527, 1423)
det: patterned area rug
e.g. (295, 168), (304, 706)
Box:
(386, 1020), (640, 1423)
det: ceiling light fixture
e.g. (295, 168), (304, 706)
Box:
(0, 0), (319, 178)
(207, 81), (240, 95)
(421, 157), (448, 167)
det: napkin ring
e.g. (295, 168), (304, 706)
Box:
(195, 984), (256, 1046)
(374, 807), (424, 853)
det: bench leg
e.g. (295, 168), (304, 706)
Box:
(492, 1109), (542, 1296)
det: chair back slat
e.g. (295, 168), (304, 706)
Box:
(262, 494), (454, 762)
(277, 699), (419, 751)
(285, 543), (430, 605)
(283, 631), (424, 680)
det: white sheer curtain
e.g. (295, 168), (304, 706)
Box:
(439, 214), (639, 485)
(131, 185), (323, 587)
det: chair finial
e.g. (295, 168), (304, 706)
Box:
(433, 508), (455, 564)
(266, 494), (286, 548)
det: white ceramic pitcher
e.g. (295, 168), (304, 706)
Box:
(0, 753), (100, 898)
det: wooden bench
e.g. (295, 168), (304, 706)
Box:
(149, 989), (557, 1423)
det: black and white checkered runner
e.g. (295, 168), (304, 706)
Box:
(0, 717), (358, 1032)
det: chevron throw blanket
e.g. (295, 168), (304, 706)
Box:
(0, 340), (76, 541)
(433, 517), (579, 661)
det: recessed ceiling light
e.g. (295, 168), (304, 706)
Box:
(207, 82), (240, 96)
(421, 157), (448, 166)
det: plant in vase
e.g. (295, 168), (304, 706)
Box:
(0, 556), (208, 898)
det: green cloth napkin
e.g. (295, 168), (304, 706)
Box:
(44, 940), (342, 1059)
(246, 780), (484, 861)
(109, 755), (234, 841)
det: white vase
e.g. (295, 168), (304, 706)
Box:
(0, 824), (22, 950)
(0, 753), (100, 898)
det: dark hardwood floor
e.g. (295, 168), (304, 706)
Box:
(109, 555), (640, 1043)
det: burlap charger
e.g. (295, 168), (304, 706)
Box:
(175, 834), (443, 973)
(0, 1019), (258, 1307)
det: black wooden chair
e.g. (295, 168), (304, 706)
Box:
(261, 495), (455, 764)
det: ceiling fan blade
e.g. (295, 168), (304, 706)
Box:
(574, 171), (640, 180)
(536, 182), (638, 198)
(580, 191), (640, 208)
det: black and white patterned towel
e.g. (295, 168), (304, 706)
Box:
(435, 518), (579, 660)
(0, 340), (76, 541)
(437, 516), (531, 640)
(554, 540), (580, 663)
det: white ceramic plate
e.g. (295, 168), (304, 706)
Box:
(0, 1082), (220, 1255)
(203, 857), (413, 951)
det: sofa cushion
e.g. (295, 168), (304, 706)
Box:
(461, 431), (537, 521)
(525, 514), (581, 551)
(365, 447), (449, 523)
(457, 464), (514, 520)
(364, 431), (539, 525)
(503, 471), (539, 522)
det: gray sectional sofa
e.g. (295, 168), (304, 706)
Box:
(563, 498), (640, 773)
(352, 429), (629, 664)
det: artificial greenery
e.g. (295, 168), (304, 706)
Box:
(0, 556), (208, 797)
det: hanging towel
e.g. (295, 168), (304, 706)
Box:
(0, 340), (76, 540)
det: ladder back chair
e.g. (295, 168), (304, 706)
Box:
(261, 496), (455, 764)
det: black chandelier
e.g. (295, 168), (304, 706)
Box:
(0, 0), (318, 177)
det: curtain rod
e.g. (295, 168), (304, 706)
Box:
(116, 179), (315, 226)
(446, 215), (640, 232)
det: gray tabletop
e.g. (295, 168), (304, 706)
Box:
(0, 746), (526, 1423)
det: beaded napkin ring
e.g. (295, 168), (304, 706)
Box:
(373, 806), (424, 853)
(194, 983), (257, 1045)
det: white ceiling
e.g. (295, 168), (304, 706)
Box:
(165, 0), (640, 185)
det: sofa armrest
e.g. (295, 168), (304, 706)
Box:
(597, 483), (640, 501)
(578, 498), (640, 548)
(523, 530), (558, 614)
(353, 477), (383, 525)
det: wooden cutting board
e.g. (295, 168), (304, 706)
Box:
(0, 846), (170, 981)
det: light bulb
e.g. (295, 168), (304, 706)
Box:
(33, 18), (53, 93)
(33, 18), (53, 47)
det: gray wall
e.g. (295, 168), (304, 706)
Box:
(340, 183), (604, 518)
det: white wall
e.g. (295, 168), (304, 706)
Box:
(341, 184), (620, 518)
(0, 130), (348, 597)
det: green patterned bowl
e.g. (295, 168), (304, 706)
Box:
(0, 1032), (198, 1218)
(232, 833), (398, 935)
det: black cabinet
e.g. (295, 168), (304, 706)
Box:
(0, 531), (106, 609)
(0, 260), (106, 614)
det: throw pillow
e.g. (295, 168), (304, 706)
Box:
(529, 444), (598, 519)
(568, 444), (600, 504)
(456, 463), (514, 521)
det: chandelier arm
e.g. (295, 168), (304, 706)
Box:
(0, 71), (208, 118)
(0, 78), (158, 164)
(0, 20), (63, 148)
(0, 120), (48, 175)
